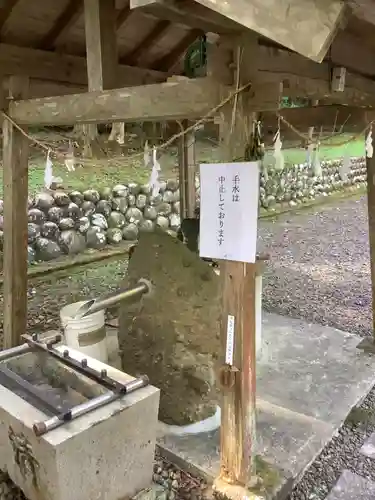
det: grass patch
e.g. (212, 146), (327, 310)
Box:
(264, 134), (365, 166)
(10, 132), (365, 198)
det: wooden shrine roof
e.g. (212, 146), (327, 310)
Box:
(3, 0), (375, 108)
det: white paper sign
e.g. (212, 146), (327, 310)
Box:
(199, 162), (260, 263)
(225, 314), (235, 365)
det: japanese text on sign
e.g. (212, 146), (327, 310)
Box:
(199, 162), (260, 263)
(232, 174), (240, 203)
(218, 176), (226, 246)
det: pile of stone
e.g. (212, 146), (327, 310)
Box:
(0, 157), (367, 264)
(259, 157), (366, 209)
(0, 180), (181, 263)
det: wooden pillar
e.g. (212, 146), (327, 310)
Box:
(360, 126), (375, 348)
(178, 120), (196, 219)
(208, 34), (259, 492)
(358, 120), (375, 353)
(83, 0), (118, 156)
(217, 112), (258, 490)
(218, 260), (257, 486)
(2, 76), (29, 348)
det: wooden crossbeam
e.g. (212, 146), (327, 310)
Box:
(0, 43), (167, 86)
(153, 29), (203, 71)
(261, 105), (366, 137)
(0, 0), (19, 34)
(257, 45), (375, 105)
(122, 20), (171, 66)
(38, 0), (84, 50)
(8, 78), (221, 126)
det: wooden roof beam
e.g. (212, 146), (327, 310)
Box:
(153, 29), (203, 72)
(254, 43), (375, 105)
(121, 19), (171, 66)
(38, 0), (84, 50)
(8, 77), (221, 126)
(0, 0), (19, 34)
(0, 43), (167, 86)
(262, 105), (366, 132)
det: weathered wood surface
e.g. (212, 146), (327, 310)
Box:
(218, 261), (257, 486)
(2, 76), (29, 349)
(8, 77), (221, 126)
(366, 132), (375, 338)
(84, 0), (118, 92)
(0, 43), (167, 87)
(194, 0), (345, 62)
(130, 0), (243, 34)
(2, 36), (375, 106)
(118, 229), (221, 425)
(263, 105), (366, 134)
(82, 0), (118, 155)
(211, 35), (258, 489)
(257, 45), (375, 104)
(178, 120), (196, 219)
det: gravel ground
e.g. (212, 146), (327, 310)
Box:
(0, 193), (373, 499)
(289, 386), (375, 500)
(259, 194), (372, 338)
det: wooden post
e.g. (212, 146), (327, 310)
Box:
(178, 120), (196, 219)
(208, 34), (260, 493)
(83, 0), (118, 156)
(218, 260), (257, 486)
(217, 111), (258, 489)
(2, 76), (29, 349)
(359, 125), (375, 352)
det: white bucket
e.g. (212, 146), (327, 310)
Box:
(60, 301), (108, 363)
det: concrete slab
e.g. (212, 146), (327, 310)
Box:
(326, 470), (375, 499)
(360, 432), (375, 459)
(157, 312), (375, 497)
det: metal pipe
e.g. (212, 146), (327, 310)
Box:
(33, 375), (149, 436)
(23, 334), (126, 393)
(75, 280), (151, 319)
(0, 364), (68, 416)
(0, 343), (31, 362)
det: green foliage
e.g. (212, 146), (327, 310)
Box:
(184, 36), (207, 78)
(281, 97), (310, 108)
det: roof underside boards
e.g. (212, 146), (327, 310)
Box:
(192, 0), (346, 62)
(1, 0), (375, 107)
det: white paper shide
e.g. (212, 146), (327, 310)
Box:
(199, 162), (260, 263)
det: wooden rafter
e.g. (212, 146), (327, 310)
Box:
(0, 43), (167, 86)
(0, 0), (19, 34)
(38, 0), (84, 50)
(121, 19), (171, 66)
(38, 0), (131, 53)
(153, 29), (203, 72)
